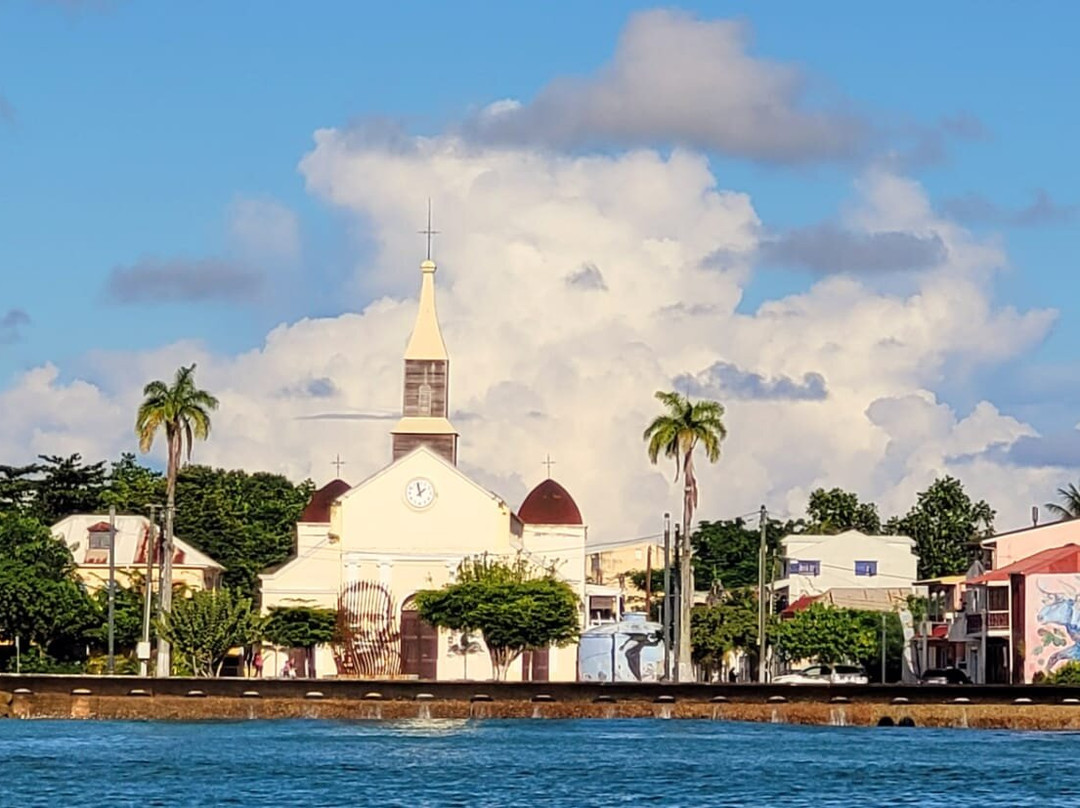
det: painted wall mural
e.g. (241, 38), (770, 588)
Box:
(334, 580), (402, 677)
(1026, 574), (1080, 682)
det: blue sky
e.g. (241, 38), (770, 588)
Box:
(0, 2), (1078, 529)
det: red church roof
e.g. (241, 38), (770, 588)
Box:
(299, 479), (351, 523)
(970, 543), (1080, 583)
(518, 478), (583, 526)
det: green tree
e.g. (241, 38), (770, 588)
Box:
(171, 465), (314, 597)
(643, 390), (727, 680)
(156, 588), (262, 677)
(0, 512), (96, 665)
(136, 363), (219, 674)
(263, 606), (337, 679)
(0, 462), (42, 515)
(84, 579), (147, 655)
(889, 476), (995, 579)
(690, 588), (758, 679)
(692, 517), (786, 591)
(414, 554), (580, 681)
(806, 487), (881, 534)
(772, 603), (877, 666)
(1046, 483), (1080, 521)
(100, 453), (165, 513)
(30, 454), (108, 525)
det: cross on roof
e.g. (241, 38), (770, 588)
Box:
(332, 454), (346, 476)
(419, 199), (440, 260)
(542, 454), (556, 478)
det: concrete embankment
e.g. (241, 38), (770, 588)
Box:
(5, 676), (1080, 729)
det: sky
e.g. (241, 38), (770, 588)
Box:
(1, 1), (1078, 540)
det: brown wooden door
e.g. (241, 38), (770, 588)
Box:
(401, 604), (438, 680)
(523, 647), (550, 682)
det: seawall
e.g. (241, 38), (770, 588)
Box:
(5, 675), (1080, 729)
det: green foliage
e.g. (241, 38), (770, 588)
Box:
(643, 391), (727, 478)
(806, 487), (881, 535)
(100, 453), (164, 513)
(84, 579), (147, 653)
(31, 454), (108, 525)
(156, 588), (263, 677)
(772, 603), (877, 666)
(1046, 661), (1080, 685)
(889, 476), (995, 579)
(1046, 483), (1080, 522)
(690, 587), (759, 670)
(414, 554), (580, 681)
(0, 512), (96, 660)
(171, 465), (314, 597)
(263, 606), (337, 649)
(691, 518), (786, 590)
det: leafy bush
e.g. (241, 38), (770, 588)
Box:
(1047, 662), (1080, 685)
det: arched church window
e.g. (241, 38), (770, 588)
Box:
(418, 365), (433, 416)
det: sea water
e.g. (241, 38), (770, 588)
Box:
(2, 719), (1079, 806)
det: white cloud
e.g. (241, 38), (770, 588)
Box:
(228, 195), (302, 266)
(0, 134), (1062, 539)
(464, 10), (866, 164)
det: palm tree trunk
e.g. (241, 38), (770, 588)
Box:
(678, 450), (695, 682)
(156, 430), (178, 677)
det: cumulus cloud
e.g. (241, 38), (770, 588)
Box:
(0, 134), (1061, 540)
(0, 309), (30, 344)
(565, 264), (608, 291)
(675, 361), (827, 401)
(105, 257), (262, 304)
(941, 189), (1076, 227)
(761, 223), (946, 274)
(465, 10), (866, 164)
(228, 196), (301, 265)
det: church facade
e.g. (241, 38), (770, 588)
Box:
(259, 256), (587, 681)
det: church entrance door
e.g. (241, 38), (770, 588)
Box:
(401, 599), (438, 680)
(522, 647), (550, 682)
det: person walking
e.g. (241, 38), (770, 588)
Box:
(253, 651), (264, 678)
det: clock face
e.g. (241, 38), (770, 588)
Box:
(405, 477), (436, 509)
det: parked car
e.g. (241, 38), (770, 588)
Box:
(919, 667), (972, 685)
(773, 664), (869, 685)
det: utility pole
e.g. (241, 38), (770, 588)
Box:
(644, 545), (653, 618)
(880, 613), (887, 683)
(107, 505), (116, 675)
(757, 504), (768, 683)
(140, 504), (158, 678)
(662, 512), (671, 682)
(156, 500), (174, 677)
(673, 524), (682, 683)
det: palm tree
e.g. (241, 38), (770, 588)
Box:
(643, 390), (727, 682)
(1047, 483), (1080, 521)
(136, 364), (219, 676)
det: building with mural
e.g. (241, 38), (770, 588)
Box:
(259, 254), (596, 681)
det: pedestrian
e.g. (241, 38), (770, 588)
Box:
(253, 650), (264, 678)
(282, 658), (293, 678)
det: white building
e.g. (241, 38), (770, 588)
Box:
(52, 513), (223, 593)
(259, 254), (589, 681)
(774, 529), (919, 606)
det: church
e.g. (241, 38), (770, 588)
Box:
(260, 254), (599, 681)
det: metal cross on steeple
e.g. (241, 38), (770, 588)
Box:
(332, 454), (346, 476)
(419, 199), (440, 260)
(542, 454), (556, 478)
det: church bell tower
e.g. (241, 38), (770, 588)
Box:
(391, 257), (458, 465)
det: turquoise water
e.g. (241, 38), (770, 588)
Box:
(2, 719), (1079, 806)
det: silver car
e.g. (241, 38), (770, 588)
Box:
(773, 664), (869, 685)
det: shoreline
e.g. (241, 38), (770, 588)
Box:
(9, 693), (1080, 729)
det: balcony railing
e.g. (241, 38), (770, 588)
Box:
(965, 611), (1010, 634)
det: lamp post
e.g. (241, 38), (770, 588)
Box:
(107, 505), (116, 675)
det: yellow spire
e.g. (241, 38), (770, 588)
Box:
(403, 258), (449, 360)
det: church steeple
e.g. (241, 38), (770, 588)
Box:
(403, 260), (448, 361)
(391, 256), (458, 465)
